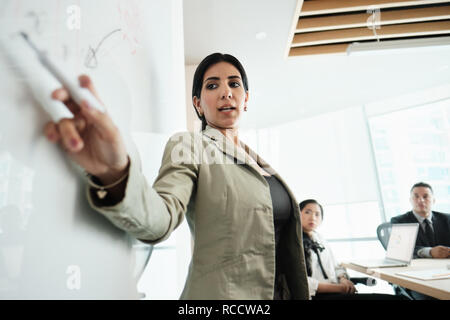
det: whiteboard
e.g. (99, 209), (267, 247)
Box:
(0, 0), (185, 299)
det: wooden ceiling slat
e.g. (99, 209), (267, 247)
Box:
(300, 0), (450, 16)
(285, 0), (306, 58)
(292, 20), (450, 47)
(296, 5), (450, 33)
(287, 0), (450, 57)
(289, 43), (349, 56)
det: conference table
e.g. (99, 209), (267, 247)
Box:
(342, 258), (450, 300)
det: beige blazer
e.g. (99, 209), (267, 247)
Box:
(87, 126), (309, 300)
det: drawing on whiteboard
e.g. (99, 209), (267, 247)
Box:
(83, 0), (145, 68)
(25, 11), (47, 35)
(117, 0), (142, 55)
(84, 28), (122, 69)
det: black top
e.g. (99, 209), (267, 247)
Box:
(263, 175), (292, 299)
(264, 175), (292, 245)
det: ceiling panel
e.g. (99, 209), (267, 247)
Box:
(287, 0), (450, 56)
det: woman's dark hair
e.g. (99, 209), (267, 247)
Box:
(192, 53), (249, 130)
(299, 199), (323, 220)
(300, 199), (325, 277)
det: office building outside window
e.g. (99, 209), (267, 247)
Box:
(369, 99), (450, 221)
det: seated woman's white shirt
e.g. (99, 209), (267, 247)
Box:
(307, 231), (348, 296)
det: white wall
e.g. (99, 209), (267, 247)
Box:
(0, 0), (186, 299)
(185, 65), (202, 132)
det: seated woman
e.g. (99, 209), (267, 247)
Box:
(300, 199), (404, 300)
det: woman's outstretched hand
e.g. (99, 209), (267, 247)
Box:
(44, 75), (129, 184)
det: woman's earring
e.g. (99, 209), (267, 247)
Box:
(244, 106), (248, 112)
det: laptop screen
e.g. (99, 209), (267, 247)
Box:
(385, 223), (419, 263)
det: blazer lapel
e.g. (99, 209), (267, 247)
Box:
(202, 126), (291, 179)
(239, 140), (277, 176)
(202, 126), (257, 168)
(202, 127), (301, 227)
(406, 211), (419, 223)
(431, 212), (443, 244)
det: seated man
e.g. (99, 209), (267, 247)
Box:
(390, 182), (450, 300)
(391, 182), (450, 259)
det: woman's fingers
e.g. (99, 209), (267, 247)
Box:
(46, 75), (125, 168)
(76, 75), (115, 137)
(79, 74), (103, 104)
(51, 88), (81, 114)
(79, 100), (117, 140)
(49, 82), (116, 148)
(51, 88), (70, 102)
(44, 121), (61, 143)
(52, 75), (99, 103)
(58, 118), (84, 152)
(45, 116), (86, 140)
(51, 74), (106, 117)
(74, 116), (87, 132)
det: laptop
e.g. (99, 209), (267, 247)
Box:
(350, 223), (419, 268)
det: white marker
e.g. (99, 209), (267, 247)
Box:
(20, 32), (105, 113)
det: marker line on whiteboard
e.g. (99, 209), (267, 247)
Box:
(84, 28), (121, 69)
(20, 32), (105, 114)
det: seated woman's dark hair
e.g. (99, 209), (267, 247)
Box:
(299, 199), (323, 219)
(299, 199), (325, 277)
(192, 53), (249, 130)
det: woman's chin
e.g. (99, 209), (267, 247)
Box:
(212, 121), (239, 130)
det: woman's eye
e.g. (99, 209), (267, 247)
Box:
(230, 82), (241, 88)
(206, 83), (217, 90)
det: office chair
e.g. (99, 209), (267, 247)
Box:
(376, 222), (392, 250)
(376, 222), (413, 300)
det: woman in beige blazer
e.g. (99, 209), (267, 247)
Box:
(44, 53), (309, 300)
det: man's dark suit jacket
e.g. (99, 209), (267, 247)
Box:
(390, 211), (450, 258)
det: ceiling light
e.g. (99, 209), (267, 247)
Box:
(347, 37), (450, 56)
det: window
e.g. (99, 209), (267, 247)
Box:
(243, 107), (385, 264)
(369, 98), (450, 221)
(320, 201), (382, 241)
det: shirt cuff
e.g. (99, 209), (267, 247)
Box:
(307, 277), (319, 297)
(417, 247), (432, 258)
(335, 268), (348, 280)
